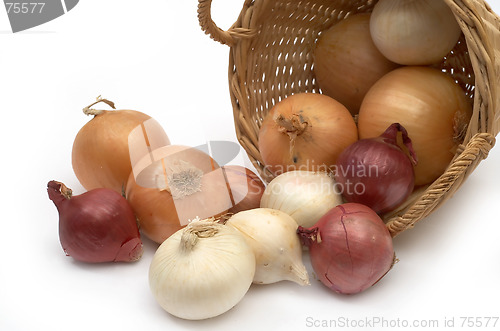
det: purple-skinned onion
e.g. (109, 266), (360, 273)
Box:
(47, 180), (143, 263)
(334, 123), (417, 214)
(297, 203), (395, 294)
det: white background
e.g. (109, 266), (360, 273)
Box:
(1, 1), (500, 330)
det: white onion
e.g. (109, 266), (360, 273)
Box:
(226, 208), (310, 286)
(370, 0), (462, 65)
(149, 218), (255, 320)
(260, 170), (343, 228)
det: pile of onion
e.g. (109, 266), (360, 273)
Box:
(56, 0), (475, 306)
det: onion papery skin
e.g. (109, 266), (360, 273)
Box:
(358, 66), (472, 186)
(335, 123), (416, 214)
(125, 145), (232, 244)
(258, 93), (358, 177)
(314, 13), (399, 115)
(47, 181), (143, 263)
(72, 108), (170, 194)
(297, 203), (394, 294)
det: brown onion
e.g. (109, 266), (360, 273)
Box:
(258, 93), (358, 176)
(222, 165), (266, 214)
(297, 203), (394, 294)
(72, 96), (170, 193)
(47, 181), (143, 263)
(125, 145), (232, 244)
(335, 123), (417, 214)
(313, 13), (399, 115)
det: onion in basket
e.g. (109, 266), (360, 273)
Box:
(370, 0), (462, 65)
(258, 93), (358, 176)
(313, 13), (399, 115)
(335, 123), (417, 214)
(358, 66), (472, 186)
(260, 170), (343, 228)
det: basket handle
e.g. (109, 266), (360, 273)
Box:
(197, 0), (256, 46)
(386, 132), (496, 237)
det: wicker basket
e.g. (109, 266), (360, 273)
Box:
(198, 0), (500, 237)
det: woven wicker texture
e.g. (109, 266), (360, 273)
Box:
(198, 0), (500, 237)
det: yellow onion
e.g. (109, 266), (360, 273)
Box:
(313, 13), (399, 115)
(72, 96), (170, 193)
(358, 66), (472, 186)
(125, 145), (232, 244)
(258, 93), (358, 177)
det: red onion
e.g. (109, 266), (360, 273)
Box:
(297, 203), (394, 294)
(47, 181), (143, 263)
(334, 123), (417, 214)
